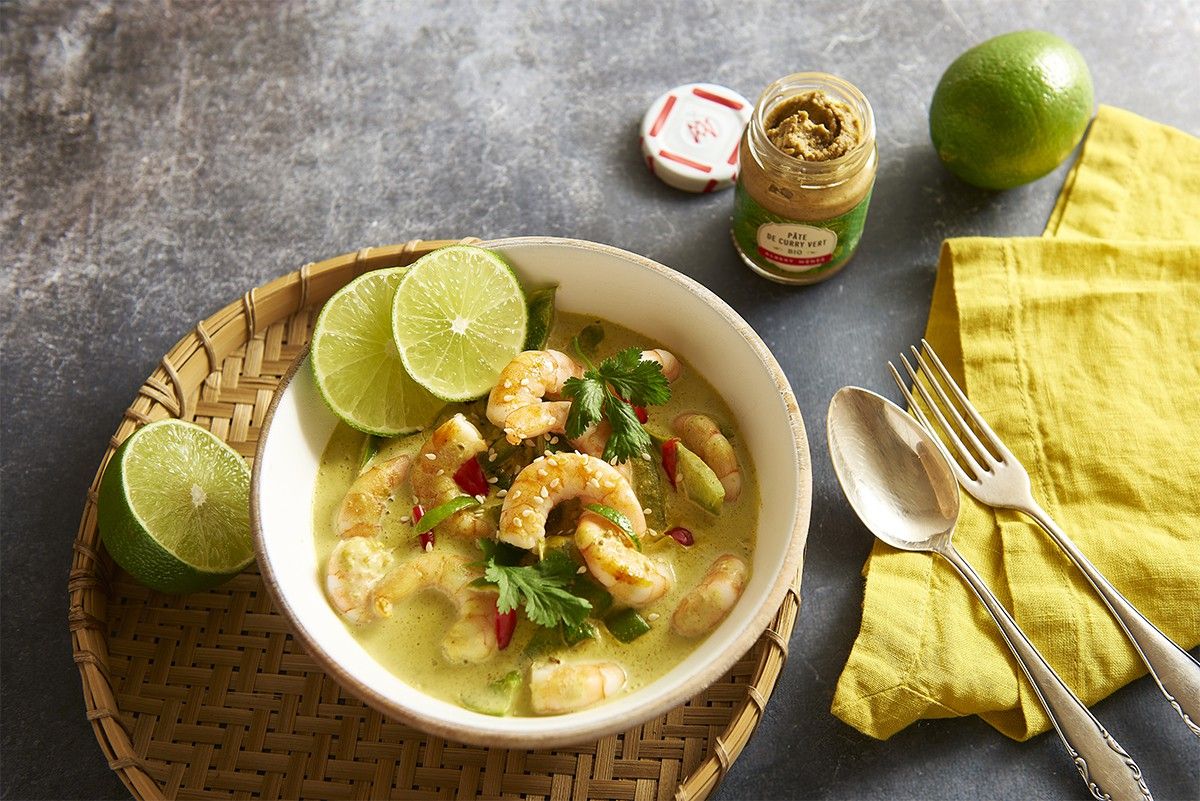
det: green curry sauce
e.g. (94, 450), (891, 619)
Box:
(312, 312), (757, 715)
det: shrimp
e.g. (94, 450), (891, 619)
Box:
(410, 414), (494, 539)
(325, 537), (397, 624)
(529, 659), (626, 715)
(640, 348), (682, 382)
(499, 452), (646, 550)
(671, 554), (749, 638)
(326, 453), (413, 622)
(487, 350), (582, 444)
(575, 512), (674, 607)
(336, 454), (412, 539)
(372, 551), (500, 664)
(673, 412), (741, 502)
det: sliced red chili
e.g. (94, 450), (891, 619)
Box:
(411, 504), (425, 524)
(661, 438), (679, 487)
(495, 605), (517, 649)
(453, 456), (489, 497)
(633, 405), (649, 424)
(665, 526), (694, 546)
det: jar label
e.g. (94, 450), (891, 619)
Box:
(756, 223), (837, 270)
(731, 182), (874, 281)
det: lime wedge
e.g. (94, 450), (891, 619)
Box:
(311, 267), (443, 436)
(97, 420), (254, 593)
(391, 245), (528, 401)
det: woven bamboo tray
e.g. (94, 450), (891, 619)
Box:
(69, 238), (806, 801)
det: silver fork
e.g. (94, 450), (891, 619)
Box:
(890, 339), (1200, 739)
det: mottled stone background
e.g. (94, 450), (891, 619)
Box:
(2, 1), (1197, 799)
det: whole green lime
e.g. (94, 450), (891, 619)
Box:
(929, 30), (1094, 190)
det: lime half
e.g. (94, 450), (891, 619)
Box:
(311, 267), (443, 435)
(97, 420), (254, 593)
(391, 245), (528, 401)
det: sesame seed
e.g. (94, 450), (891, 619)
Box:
(648, 613), (660, 621)
(424, 452), (437, 460)
(643, 508), (652, 515)
(520, 378), (529, 386)
(540, 487), (549, 498)
(399, 515), (409, 523)
(476, 494), (486, 503)
(549, 436), (559, 444)
(488, 453), (497, 462)
(487, 476), (498, 484)
(503, 394), (514, 402)
(503, 380), (512, 388)
(522, 509), (533, 517)
(609, 457), (618, 465)
(424, 541), (433, 552)
(641, 452), (652, 461)
(514, 518), (523, 527)
(512, 490), (522, 499)
(436, 468), (444, 476)
(603, 480), (615, 490)
(547, 457), (558, 467)
(537, 469), (547, 478)
(550, 478), (561, 488)
(576, 566), (587, 574)
(544, 450), (552, 457)
(497, 489), (508, 497)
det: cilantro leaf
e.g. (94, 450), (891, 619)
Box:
(561, 346), (672, 463)
(601, 392), (651, 463)
(563, 374), (605, 439)
(597, 347), (671, 407)
(480, 548), (592, 629)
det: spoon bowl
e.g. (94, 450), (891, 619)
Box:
(826, 386), (960, 554)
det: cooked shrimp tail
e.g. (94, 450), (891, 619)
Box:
(529, 659), (626, 714)
(499, 452), (646, 550)
(575, 511), (673, 608)
(672, 412), (741, 502)
(487, 350), (583, 444)
(671, 554), (749, 637)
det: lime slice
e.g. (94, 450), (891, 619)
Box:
(311, 268), (443, 435)
(97, 420), (254, 593)
(391, 245), (528, 401)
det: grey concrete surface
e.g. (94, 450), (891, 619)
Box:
(3, 1), (1198, 799)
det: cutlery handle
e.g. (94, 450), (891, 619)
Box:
(939, 545), (1153, 801)
(1026, 502), (1200, 738)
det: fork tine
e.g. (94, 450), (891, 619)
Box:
(909, 345), (998, 468)
(920, 338), (1011, 458)
(889, 361), (977, 486)
(897, 353), (986, 478)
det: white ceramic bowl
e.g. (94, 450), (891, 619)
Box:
(252, 237), (811, 748)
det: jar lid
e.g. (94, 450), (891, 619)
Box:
(639, 83), (753, 193)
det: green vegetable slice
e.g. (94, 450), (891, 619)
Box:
(605, 607), (651, 643)
(524, 286), (557, 350)
(584, 503), (641, 551)
(415, 495), (481, 533)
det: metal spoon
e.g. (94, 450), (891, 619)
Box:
(827, 386), (1153, 801)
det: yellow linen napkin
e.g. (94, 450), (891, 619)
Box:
(832, 106), (1200, 741)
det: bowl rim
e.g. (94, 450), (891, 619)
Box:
(251, 235), (811, 748)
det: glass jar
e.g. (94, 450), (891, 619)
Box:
(731, 73), (877, 285)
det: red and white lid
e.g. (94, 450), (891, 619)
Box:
(639, 82), (753, 193)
